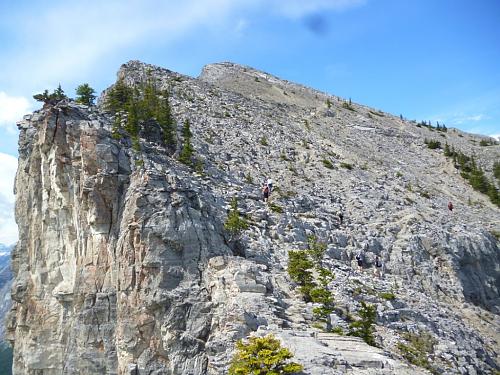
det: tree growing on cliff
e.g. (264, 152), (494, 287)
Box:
(33, 84), (68, 105)
(348, 301), (377, 346)
(179, 119), (194, 166)
(228, 334), (303, 375)
(75, 83), (96, 106)
(224, 197), (249, 236)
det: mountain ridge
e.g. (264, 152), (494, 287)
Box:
(6, 60), (500, 374)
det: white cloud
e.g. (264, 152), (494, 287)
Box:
(489, 133), (500, 141)
(451, 114), (487, 125)
(0, 0), (368, 93)
(0, 92), (32, 133)
(1, 0), (240, 91)
(0, 152), (18, 245)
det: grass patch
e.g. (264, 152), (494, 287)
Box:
(268, 202), (284, 214)
(340, 162), (353, 170)
(322, 159), (334, 169)
(378, 292), (395, 300)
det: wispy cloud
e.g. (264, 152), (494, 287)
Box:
(1, 0), (241, 91)
(0, 152), (17, 245)
(0, 92), (32, 133)
(0, 0), (368, 93)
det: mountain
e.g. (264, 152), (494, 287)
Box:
(6, 61), (500, 374)
(0, 244), (14, 375)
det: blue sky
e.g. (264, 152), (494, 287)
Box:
(0, 0), (499, 243)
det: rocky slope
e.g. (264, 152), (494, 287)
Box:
(0, 244), (13, 343)
(6, 60), (500, 374)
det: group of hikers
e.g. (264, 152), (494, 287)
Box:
(356, 253), (384, 278)
(259, 176), (457, 278)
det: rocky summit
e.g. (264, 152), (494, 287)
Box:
(6, 60), (500, 375)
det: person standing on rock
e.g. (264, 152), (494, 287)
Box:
(355, 253), (363, 272)
(267, 178), (273, 193)
(448, 201), (454, 212)
(374, 256), (383, 278)
(338, 211), (344, 226)
(262, 183), (270, 203)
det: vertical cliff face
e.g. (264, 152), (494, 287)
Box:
(7, 103), (235, 374)
(7, 61), (500, 374)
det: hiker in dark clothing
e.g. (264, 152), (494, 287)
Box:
(374, 256), (383, 278)
(338, 212), (344, 225)
(448, 201), (454, 212)
(355, 253), (363, 272)
(262, 184), (270, 203)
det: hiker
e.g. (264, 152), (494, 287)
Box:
(267, 178), (273, 193)
(338, 211), (344, 225)
(262, 183), (270, 203)
(355, 253), (363, 272)
(374, 256), (383, 278)
(448, 201), (454, 212)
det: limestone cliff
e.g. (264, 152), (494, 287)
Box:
(7, 61), (500, 374)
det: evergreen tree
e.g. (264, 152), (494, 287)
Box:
(33, 89), (51, 103)
(53, 84), (67, 101)
(349, 301), (377, 346)
(224, 197), (249, 236)
(229, 335), (303, 375)
(33, 85), (67, 105)
(75, 83), (96, 105)
(156, 90), (175, 146)
(179, 119), (194, 166)
(105, 79), (133, 113)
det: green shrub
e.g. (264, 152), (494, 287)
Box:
(307, 236), (327, 264)
(268, 202), (283, 214)
(494, 161), (500, 181)
(287, 250), (315, 299)
(228, 334), (303, 375)
(224, 197), (249, 236)
(424, 139), (441, 149)
(397, 332), (437, 373)
(260, 137), (269, 146)
(331, 326), (344, 335)
(378, 292), (395, 300)
(342, 101), (354, 111)
(340, 162), (353, 170)
(322, 159), (334, 169)
(348, 301), (377, 346)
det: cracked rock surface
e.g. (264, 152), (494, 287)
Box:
(6, 60), (500, 374)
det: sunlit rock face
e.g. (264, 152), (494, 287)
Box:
(7, 60), (500, 374)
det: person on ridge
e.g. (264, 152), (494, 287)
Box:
(262, 183), (270, 203)
(267, 178), (273, 193)
(338, 211), (344, 226)
(448, 201), (454, 212)
(374, 256), (383, 278)
(355, 253), (363, 272)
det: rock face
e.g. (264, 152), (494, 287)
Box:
(0, 244), (14, 342)
(7, 60), (500, 374)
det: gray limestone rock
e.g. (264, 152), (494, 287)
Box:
(6, 60), (500, 374)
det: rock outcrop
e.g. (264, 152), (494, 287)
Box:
(6, 60), (500, 374)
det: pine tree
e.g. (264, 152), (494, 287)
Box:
(105, 79), (133, 113)
(53, 84), (67, 101)
(75, 83), (96, 106)
(156, 90), (175, 146)
(229, 335), (303, 375)
(179, 119), (194, 166)
(349, 301), (377, 346)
